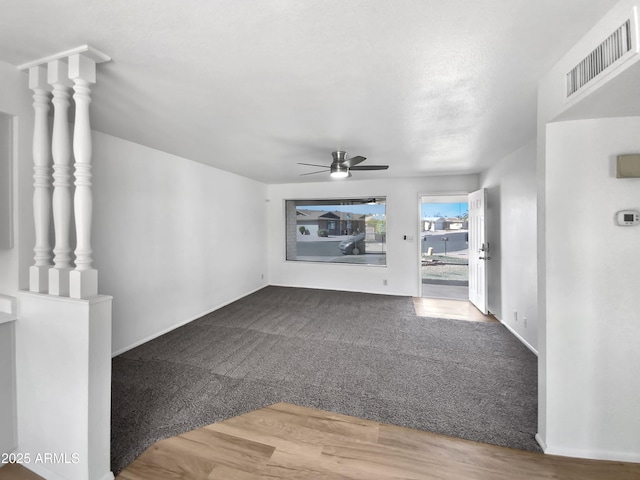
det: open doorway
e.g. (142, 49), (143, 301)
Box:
(420, 195), (469, 300)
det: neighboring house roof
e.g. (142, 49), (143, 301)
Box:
(296, 209), (326, 220)
(296, 209), (366, 221)
(319, 211), (341, 219)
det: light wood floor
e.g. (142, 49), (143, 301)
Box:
(413, 297), (499, 323)
(3, 405), (639, 480)
(113, 402), (638, 480)
(0, 464), (43, 480)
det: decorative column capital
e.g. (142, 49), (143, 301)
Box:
(68, 54), (97, 84)
(28, 65), (49, 91)
(47, 59), (73, 88)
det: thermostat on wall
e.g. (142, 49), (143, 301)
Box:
(615, 210), (640, 226)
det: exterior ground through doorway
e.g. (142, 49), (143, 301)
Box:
(421, 225), (469, 300)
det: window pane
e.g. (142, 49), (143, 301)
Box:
(285, 198), (386, 266)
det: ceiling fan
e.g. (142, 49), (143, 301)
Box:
(298, 150), (389, 178)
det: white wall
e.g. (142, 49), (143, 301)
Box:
(91, 133), (268, 354)
(480, 140), (538, 352)
(543, 118), (640, 461)
(267, 175), (478, 296)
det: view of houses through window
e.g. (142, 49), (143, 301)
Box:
(421, 198), (469, 300)
(285, 198), (386, 265)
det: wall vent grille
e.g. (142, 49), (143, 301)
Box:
(566, 19), (633, 98)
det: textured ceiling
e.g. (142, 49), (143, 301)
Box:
(0, 0), (620, 183)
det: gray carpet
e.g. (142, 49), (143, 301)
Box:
(111, 286), (539, 473)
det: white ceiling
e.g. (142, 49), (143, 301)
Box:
(0, 0), (620, 184)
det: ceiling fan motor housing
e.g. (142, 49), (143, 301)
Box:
(332, 150), (348, 164)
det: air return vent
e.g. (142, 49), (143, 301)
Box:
(566, 17), (636, 98)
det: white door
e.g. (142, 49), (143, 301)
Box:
(468, 188), (488, 314)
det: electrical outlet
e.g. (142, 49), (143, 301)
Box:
(513, 310), (518, 321)
(383, 279), (388, 286)
(523, 316), (527, 327)
(261, 273), (264, 280)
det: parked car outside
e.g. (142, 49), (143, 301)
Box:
(339, 232), (366, 255)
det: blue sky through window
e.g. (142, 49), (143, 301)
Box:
(298, 202), (467, 218)
(421, 202), (468, 219)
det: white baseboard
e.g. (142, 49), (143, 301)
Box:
(23, 464), (114, 480)
(493, 315), (538, 356)
(111, 284), (268, 357)
(535, 433), (547, 452)
(537, 432), (640, 463)
(543, 442), (640, 464)
(268, 282), (411, 297)
(22, 463), (66, 480)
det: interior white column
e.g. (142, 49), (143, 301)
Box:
(48, 59), (74, 296)
(68, 54), (98, 299)
(28, 65), (52, 293)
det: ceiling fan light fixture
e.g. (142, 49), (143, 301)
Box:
(330, 163), (349, 178)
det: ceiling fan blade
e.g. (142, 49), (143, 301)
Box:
(341, 155), (366, 168)
(349, 165), (389, 171)
(300, 169), (329, 176)
(298, 162), (330, 168)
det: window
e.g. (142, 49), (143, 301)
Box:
(285, 198), (386, 266)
